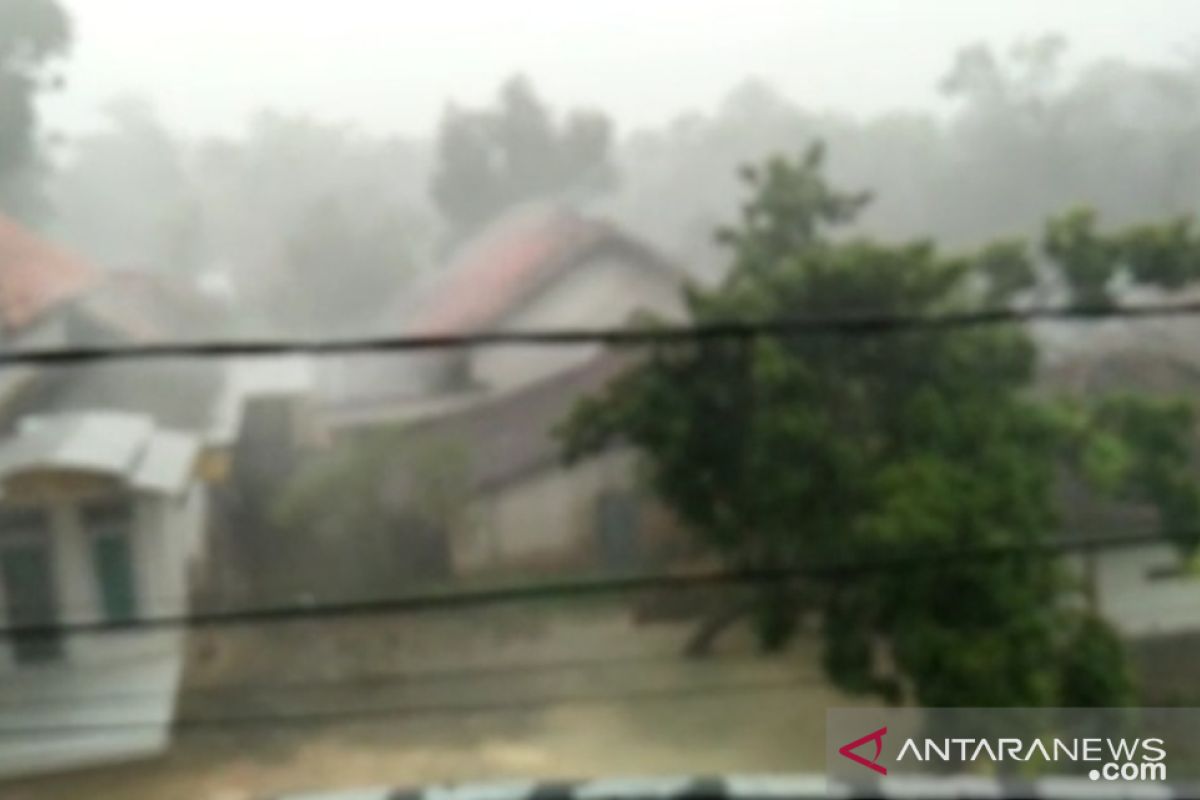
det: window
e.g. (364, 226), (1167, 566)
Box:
(83, 501), (139, 623)
(0, 507), (62, 666)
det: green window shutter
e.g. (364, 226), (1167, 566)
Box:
(0, 509), (63, 665)
(84, 502), (139, 623)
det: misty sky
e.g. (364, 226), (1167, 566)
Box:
(47, 0), (1200, 140)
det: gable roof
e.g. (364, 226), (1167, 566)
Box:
(72, 269), (226, 343)
(403, 206), (681, 337)
(0, 214), (97, 333)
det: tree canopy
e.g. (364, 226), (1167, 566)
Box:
(50, 98), (204, 271)
(430, 75), (616, 246)
(560, 145), (1200, 707)
(0, 0), (71, 219)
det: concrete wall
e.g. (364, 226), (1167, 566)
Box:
(472, 255), (684, 395)
(452, 449), (685, 576)
(1088, 543), (1200, 638)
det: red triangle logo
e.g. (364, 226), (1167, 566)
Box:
(838, 726), (888, 775)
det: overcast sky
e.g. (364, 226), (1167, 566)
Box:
(45, 0), (1200, 140)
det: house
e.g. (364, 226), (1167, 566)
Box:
(0, 214), (312, 778)
(0, 411), (203, 776)
(320, 206), (690, 578)
(322, 204), (686, 424)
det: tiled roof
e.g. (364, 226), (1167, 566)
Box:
(403, 206), (679, 336)
(0, 214), (96, 333)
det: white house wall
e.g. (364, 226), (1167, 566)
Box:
(0, 493), (189, 778)
(472, 256), (685, 396)
(454, 449), (640, 574)
(1092, 543), (1200, 638)
(0, 631), (180, 778)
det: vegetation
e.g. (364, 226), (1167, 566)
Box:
(266, 430), (472, 600)
(559, 144), (1200, 708)
(0, 0), (71, 219)
(431, 75), (616, 246)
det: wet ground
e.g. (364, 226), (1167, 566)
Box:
(3, 601), (855, 800)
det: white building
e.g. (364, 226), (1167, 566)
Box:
(0, 412), (204, 776)
(0, 214), (316, 777)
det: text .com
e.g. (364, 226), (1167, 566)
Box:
(1091, 760), (1167, 782)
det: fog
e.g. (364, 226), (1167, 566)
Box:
(7, 0), (1200, 337)
(48, 0), (1200, 136)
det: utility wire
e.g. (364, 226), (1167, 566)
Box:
(3, 300), (1200, 366)
(0, 529), (1175, 639)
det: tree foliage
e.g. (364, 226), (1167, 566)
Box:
(561, 145), (1200, 707)
(0, 0), (71, 219)
(431, 75), (616, 245)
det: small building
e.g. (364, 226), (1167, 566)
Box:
(0, 412), (203, 776)
(0, 213), (310, 777)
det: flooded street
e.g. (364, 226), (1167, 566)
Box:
(4, 603), (854, 800)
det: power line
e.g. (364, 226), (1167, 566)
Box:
(0, 528), (1174, 639)
(3, 299), (1200, 366)
(0, 674), (809, 737)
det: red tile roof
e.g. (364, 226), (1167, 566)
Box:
(405, 208), (605, 336)
(0, 214), (96, 333)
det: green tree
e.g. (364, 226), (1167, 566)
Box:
(431, 75), (615, 245)
(560, 145), (1200, 707)
(190, 111), (432, 336)
(0, 0), (71, 219)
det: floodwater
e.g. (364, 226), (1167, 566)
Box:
(5, 600), (859, 800)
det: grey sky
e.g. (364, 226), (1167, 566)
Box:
(46, 0), (1200, 140)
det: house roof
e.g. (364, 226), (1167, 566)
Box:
(75, 269), (225, 343)
(402, 206), (681, 337)
(0, 268), (234, 439)
(0, 214), (97, 333)
(0, 411), (200, 496)
(395, 352), (635, 494)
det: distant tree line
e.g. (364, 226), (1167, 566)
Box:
(9, 20), (1200, 339)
